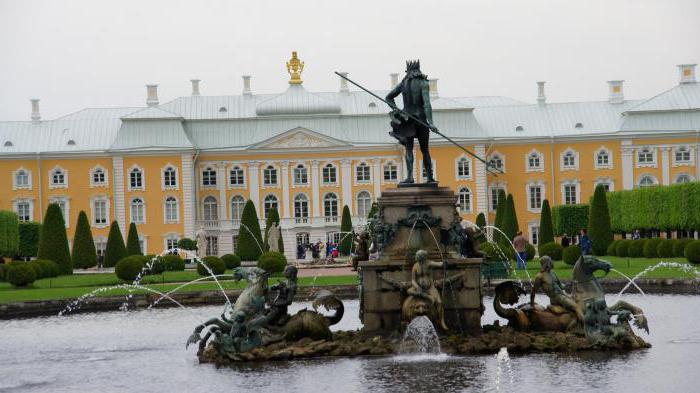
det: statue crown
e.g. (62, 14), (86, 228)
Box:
(405, 59), (421, 72)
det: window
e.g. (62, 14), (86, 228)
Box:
(327, 232), (341, 244)
(490, 186), (505, 211)
(458, 188), (471, 213)
(488, 155), (503, 172)
(129, 168), (143, 189)
(637, 148), (654, 165)
(638, 175), (656, 188)
(562, 151), (576, 168)
(163, 166), (177, 188)
(93, 199), (108, 225)
(323, 193), (339, 222)
(263, 195), (278, 218)
(95, 237), (107, 257)
(229, 166), (245, 186)
(294, 194), (309, 223)
(15, 169), (30, 188)
(676, 174), (692, 184)
(296, 233), (309, 246)
(383, 162), (398, 182)
(356, 162), (371, 183)
(574, 123), (583, 129)
(263, 165), (278, 186)
(597, 182), (611, 192)
(293, 164), (308, 185)
(231, 196), (245, 224)
(515, 125), (524, 132)
(323, 164), (337, 184)
(529, 185), (542, 210)
(203, 196), (218, 221)
(202, 166), (217, 186)
(166, 237), (179, 252)
(527, 152), (541, 171)
(530, 225), (540, 246)
(51, 167), (67, 186)
(596, 151), (609, 167)
(564, 184), (577, 205)
(357, 191), (372, 218)
(15, 201), (31, 222)
(130, 198), (145, 224)
(138, 237), (146, 254)
(420, 160), (436, 182)
(165, 196), (178, 223)
(675, 146), (691, 163)
(457, 158), (470, 179)
(206, 236), (218, 256)
(92, 167), (106, 185)
(51, 198), (69, 225)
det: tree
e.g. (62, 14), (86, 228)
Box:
(18, 222), (41, 258)
(339, 205), (353, 256)
(501, 193), (519, 242)
(475, 212), (486, 229)
(0, 211), (20, 257)
(236, 200), (263, 261)
(72, 211), (97, 269)
(493, 189), (507, 242)
(539, 199), (554, 246)
(262, 206), (283, 253)
(552, 204), (589, 236)
(588, 184), (613, 256)
(126, 222), (143, 256)
(104, 221), (127, 268)
(37, 203), (72, 275)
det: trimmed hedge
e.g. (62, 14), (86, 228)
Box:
(6, 263), (37, 287)
(115, 255), (147, 282)
(33, 259), (58, 278)
(177, 238), (197, 251)
(606, 240), (620, 256)
(221, 254), (241, 269)
(563, 246), (581, 265)
(628, 239), (646, 258)
(0, 264), (7, 281)
(339, 205), (353, 256)
(501, 194), (519, 242)
(197, 256), (226, 276)
(126, 223), (143, 256)
(104, 221), (127, 268)
(539, 200), (554, 246)
(72, 211), (97, 269)
(237, 200), (263, 261)
(615, 239), (632, 257)
(161, 255), (185, 271)
(18, 222), (41, 258)
(494, 190), (507, 242)
(674, 238), (693, 258)
(257, 251), (287, 274)
(643, 238), (662, 258)
(552, 204), (589, 237)
(475, 212), (487, 229)
(685, 240), (700, 264)
(37, 203), (72, 275)
(148, 256), (166, 275)
(588, 185), (612, 256)
(0, 211), (20, 257)
(656, 240), (675, 258)
(538, 242), (563, 261)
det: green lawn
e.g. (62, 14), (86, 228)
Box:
(511, 256), (699, 280)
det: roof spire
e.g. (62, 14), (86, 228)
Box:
(286, 51), (304, 85)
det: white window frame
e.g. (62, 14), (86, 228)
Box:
(13, 167), (32, 190)
(205, 235), (218, 256)
(383, 161), (399, 183)
(130, 197), (146, 224)
(637, 174), (658, 188)
(94, 236), (107, 257)
(263, 194), (278, 218)
(355, 162), (371, 184)
(49, 166), (68, 189)
(675, 173), (694, 184)
(293, 164), (309, 186)
(561, 180), (580, 205)
(13, 198), (34, 222)
(89, 165), (108, 188)
(293, 193), (309, 224)
(48, 196), (70, 228)
(323, 192), (339, 223)
(138, 235), (147, 255)
(161, 164), (179, 190)
(228, 165), (246, 189)
(636, 147), (657, 168)
(457, 187), (472, 213)
(202, 195), (219, 221)
(164, 196), (179, 224)
(322, 163), (338, 185)
(595, 177), (615, 192)
(230, 195), (245, 225)
(357, 190), (372, 218)
(528, 222), (540, 246)
(90, 196), (110, 228)
(525, 149), (544, 173)
(164, 233), (180, 252)
(560, 148), (579, 171)
(201, 166), (218, 188)
(526, 181), (545, 212)
(128, 165), (145, 191)
(455, 156), (472, 180)
(262, 164), (279, 187)
(594, 147), (613, 170)
(672, 145), (694, 167)
(487, 152), (505, 173)
(489, 184), (507, 212)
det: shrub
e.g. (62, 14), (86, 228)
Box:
(674, 238), (693, 258)
(552, 204), (589, 236)
(587, 185), (613, 256)
(18, 222), (41, 258)
(627, 239), (646, 258)
(501, 194), (519, 242)
(656, 239), (675, 258)
(72, 211), (97, 269)
(563, 246), (581, 265)
(643, 238), (662, 258)
(525, 243), (536, 261)
(6, 263), (37, 287)
(147, 256), (165, 275)
(480, 241), (514, 261)
(27, 261), (45, 279)
(684, 240), (700, 264)
(37, 204), (72, 275)
(104, 221), (127, 268)
(257, 251), (287, 274)
(339, 205), (353, 256)
(539, 200), (554, 246)
(606, 240), (620, 256)
(538, 242), (563, 261)
(126, 223), (143, 256)
(615, 239), (632, 257)
(115, 255), (147, 282)
(177, 238), (197, 251)
(237, 200), (263, 261)
(0, 264), (7, 281)
(221, 254), (241, 269)
(161, 255), (185, 271)
(0, 211), (20, 257)
(34, 259), (59, 278)
(197, 256), (226, 276)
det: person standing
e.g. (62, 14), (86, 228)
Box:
(513, 231), (528, 270)
(580, 228), (592, 256)
(561, 233), (570, 248)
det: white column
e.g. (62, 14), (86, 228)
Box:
(216, 162), (227, 221)
(281, 161), (291, 219)
(341, 159), (353, 214)
(474, 144), (488, 216)
(621, 140), (634, 190)
(372, 158), (382, 199)
(661, 147), (670, 185)
(112, 156), (126, 235)
(181, 153), (195, 239)
(311, 160), (321, 218)
(248, 161), (261, 215)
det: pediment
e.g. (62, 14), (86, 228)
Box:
(248, 127), (351, 150)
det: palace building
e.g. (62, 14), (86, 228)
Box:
(1, 52), (699, 260)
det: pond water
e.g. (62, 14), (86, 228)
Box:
(1, 294), (697, 393)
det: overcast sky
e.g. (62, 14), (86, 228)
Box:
(0, 0), (697, 120)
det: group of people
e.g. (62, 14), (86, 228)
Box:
(513, 228), (593, 271)
(295, 240), (340, 262)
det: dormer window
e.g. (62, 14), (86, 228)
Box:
(218, 107), (227, 113)
(368, 102), (377, 108)
(574, 123), (583, 129)
(67, 139), (76, 146)
(4, 141), (13, 147)
(515, 125), (524, 132)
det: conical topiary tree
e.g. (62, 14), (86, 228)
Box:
(339, 205), (353, 256)
(0, 211), (20, 258)
(588, 184), (612, 256)
(539, 199), (554, 246)
(263, 206), (283, 253)
(37, 203), (72, 275)
(475, 212), (487, 229)
(493, 189), (507, 242)
(104, 221), (127, 268)
(72, 211), (97, 269)
(237, 200), (263, 261)
(126, 222), (143, 256)
(501, 193), (520, 242)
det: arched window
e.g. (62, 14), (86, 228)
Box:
(130, 198), (145, 224)
(263, 195), (278, 218)
(294, 194), (309, 223)
(229, 166), (245, 186)
(51, 167), (67, 186)
(323, 193), (338, 222)
(357, 191), (372, 218)
(457, 157), (470, 179)
(165, 196), (178, 222)
(293, 164), (308, 185)
(562, 151), (576, 168)
(383, 162), (398, 181)
(488, 154), (503, 171)
(323, 164), (337, 184)
(129, 167), (143, 189)
(527, 152), (541, 170)
(356, 162), (371, 182)
(203, 196), (218, 221)
(202, 166), (217, 186)
(675, 146), (691, 163)
(231, 195), (245, 224)
(637, 148), (654, 165)
(263, 165), (278, 186)
(163, 166), (177, 188)
(638, 175), (656, 188)
(15, 169), (29, 187)
(676, 174), (692, 184)
(458, 188), (471, 213)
